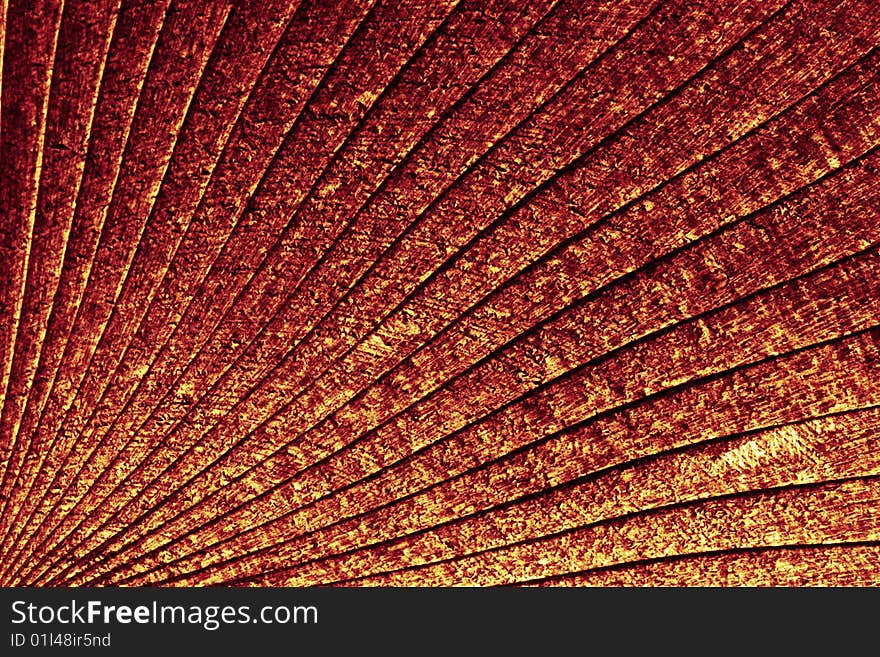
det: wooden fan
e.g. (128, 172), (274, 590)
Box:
(0, 0), (878, 586)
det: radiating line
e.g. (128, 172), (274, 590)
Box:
(0, 0), (68, 545)
(27, 0), (656, 576)
(105, 403), (880, 585)
(52, 42), (879, 583)
(0, 0), (177, 566)
(517, 541), (880, 587)
(324, 474), (880, 586)
(65, 142), (880, 586)
(12, 0), (474, 580)
(0, 0), (200, 573)
(2, 0), (878, 587)
(3, 0), (310, 572)
(57, 0), (796, 570)
(0, 0), (123, 567)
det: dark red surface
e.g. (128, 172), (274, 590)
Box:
(0, 0), (878, 585)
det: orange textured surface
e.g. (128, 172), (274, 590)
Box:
(0, 0), (878, 586)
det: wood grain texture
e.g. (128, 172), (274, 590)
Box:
(0, 0), (878, 586)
